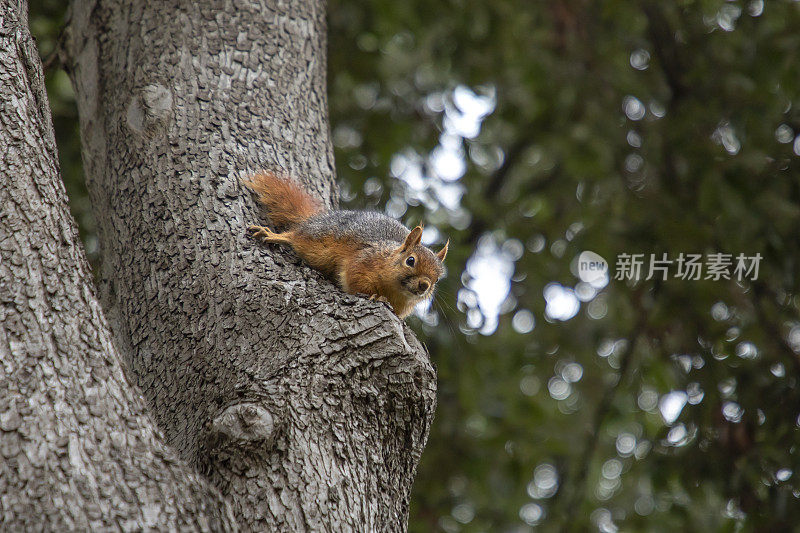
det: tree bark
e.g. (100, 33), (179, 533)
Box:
(63, 0), (436, 530)
(0, 2), (236, 530)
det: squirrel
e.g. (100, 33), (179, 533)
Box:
(243, 171), (448, 319)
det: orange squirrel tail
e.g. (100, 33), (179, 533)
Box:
(243, 171), (323, 228)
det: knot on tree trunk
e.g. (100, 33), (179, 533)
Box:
(126, 84), (173, 138)
(208, 402), (279, 448)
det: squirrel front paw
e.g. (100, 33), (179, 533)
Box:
(246, 225), (270, 240)
(247, 225), (292, 245)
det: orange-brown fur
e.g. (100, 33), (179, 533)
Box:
(242, 171), (322, 228)
(342, 241), (442, 318)
(244, 172), (447, 318)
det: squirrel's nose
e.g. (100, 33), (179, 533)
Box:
(418, 280), (430, 294)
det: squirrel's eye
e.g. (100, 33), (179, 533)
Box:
(405, 256), (416, 267)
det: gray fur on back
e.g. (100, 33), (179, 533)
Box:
(298, 210), (410, 246)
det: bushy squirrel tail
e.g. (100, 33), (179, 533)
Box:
(243, 171), (323, 228)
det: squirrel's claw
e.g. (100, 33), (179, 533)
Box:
(368, 294), (390, 304)
(247, 225), (272, 241)
(247, 225), (293, 247)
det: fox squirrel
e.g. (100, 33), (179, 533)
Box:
(244, 171), (448, 318)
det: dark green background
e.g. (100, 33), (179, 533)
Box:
(31, 1), (800, 530)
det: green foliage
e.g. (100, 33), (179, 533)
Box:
(35, 0), (800, 530)
(330, 1), (800, 531)
(30, 1), (97, 262)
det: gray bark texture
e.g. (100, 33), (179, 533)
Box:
(0, 1), (237, 530)
(59, 0), (437, 530)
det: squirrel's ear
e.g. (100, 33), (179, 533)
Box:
(436, 239), (449, 262)
(401, 225), (424, 251)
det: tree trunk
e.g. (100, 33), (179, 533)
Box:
(0, 2), (236, 530)
(62, 0), (437, 530)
